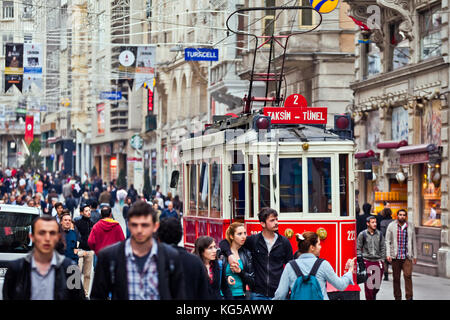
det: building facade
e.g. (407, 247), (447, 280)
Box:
(0, 0), (43, 168)
(345, 0), (450, 277)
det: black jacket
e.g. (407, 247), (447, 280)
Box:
(74, 216), (94, 251)
(2, 251), (86, 300)
(90, 240), (186, 300)
(206, 257), (232, 300)
(171, 245), (209, 300)
(220, 232), (293, 298)
(220, 246), (255, 294)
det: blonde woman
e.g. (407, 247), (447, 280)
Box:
(224, 222), (255, 300)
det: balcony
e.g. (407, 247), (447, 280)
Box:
(145, 114), (157, 132)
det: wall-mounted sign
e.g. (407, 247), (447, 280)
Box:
(100, 91), (122, 100)
(130, 134), (143, 150)
(184, 48), (219, 61)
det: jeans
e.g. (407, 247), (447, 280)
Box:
(251, 293), (272, 300)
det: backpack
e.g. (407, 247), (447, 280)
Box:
(289, 259), (324, 300)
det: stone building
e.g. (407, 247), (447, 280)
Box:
(344, 0), (450, 277)
(0, 0), (43, 168)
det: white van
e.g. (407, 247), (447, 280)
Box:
(0, 205), (41, 300)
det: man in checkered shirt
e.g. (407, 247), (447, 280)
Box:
(90, 201), (186, 300)
(386, 209), (417, 300)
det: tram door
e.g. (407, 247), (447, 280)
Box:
(231, 151), (245, 221)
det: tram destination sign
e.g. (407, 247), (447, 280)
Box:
(263, 107), (327, 124)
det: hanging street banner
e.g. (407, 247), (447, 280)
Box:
(118, 46), (138, 89)
(23, 43), (43, 93)
(97, 103), (106, 134)
(24, 115), (34, 145)
(184, 48), (219, 61)
(4, 74), (23, 93)
(5, 43), (24, 75)
(4, 43), (24, 93)
(134, 46), (156, 91)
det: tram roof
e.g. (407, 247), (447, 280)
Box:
(181, 125), (354, 151)
(225, 125), (351, 145)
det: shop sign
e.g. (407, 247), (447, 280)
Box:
(385, 151), (400, 174)
(130, 134), (144, 150)
(400, 152), (429, 165)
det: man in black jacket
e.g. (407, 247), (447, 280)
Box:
(91, 200), (186, 300)
(219, 207), (293, 300)
(157, 217), (209, 300)
(74, 204), (95, 297)
(2, 216), (85, 300)
(357, 203), (374, 235)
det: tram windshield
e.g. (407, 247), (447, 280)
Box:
(279, 158), (303, 213)
(308, 157), (332, 213)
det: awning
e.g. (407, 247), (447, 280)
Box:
(355, 149), (378, 159)
(377, 140), (408, 149)
(397, 144), (437, 165)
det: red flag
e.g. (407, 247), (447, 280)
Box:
(348, 15), (371, 31)
(24, 115), (34, 145)
(4, 227), (12, 236)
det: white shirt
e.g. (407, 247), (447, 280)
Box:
(263, 233), (278, 253)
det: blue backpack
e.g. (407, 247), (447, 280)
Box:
(289, 259), (324, 300)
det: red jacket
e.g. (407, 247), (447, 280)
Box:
(88, 218), (125, 255)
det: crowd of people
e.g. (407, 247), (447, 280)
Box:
(1, 166), (418, 301)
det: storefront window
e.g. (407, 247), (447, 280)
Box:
(422, 100), (442, 146)
(391, 107), (408, 141)
(279, 158), (302, 213)
(308, 158), (332, 213)
(421, 163), (441, 227)
(366, 110), (380, 150)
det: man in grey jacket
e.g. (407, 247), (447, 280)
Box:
(357, 216), (386, 300)
(385, 209), (417, 300)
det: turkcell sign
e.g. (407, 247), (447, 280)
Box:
(263, 107), (327, 124)
(100, 91), (122, 100)
(184, 48), (219, 61)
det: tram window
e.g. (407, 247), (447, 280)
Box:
(189, 164), (197, 215)
(279, 158), (303, 213)
(232, 151), (246, 219)
(308, 158), (332, 213)
(339, 154), (349, 216)
(210, 161), (221, 218)
(198, 162), (209, 216)
(258, 155), (271, 211)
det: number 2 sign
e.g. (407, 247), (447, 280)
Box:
(284, 94), (307, 108)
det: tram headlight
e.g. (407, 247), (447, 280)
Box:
(253, 115), (271, 132)
(302, 143), (309, 151)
